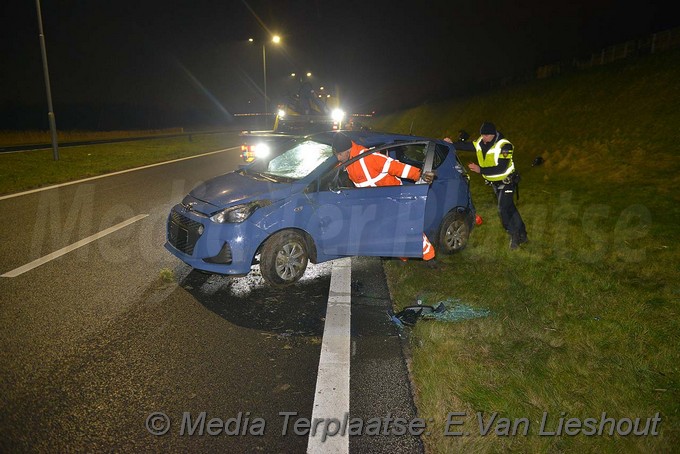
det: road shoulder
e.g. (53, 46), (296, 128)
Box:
(349, 256), (423, 453)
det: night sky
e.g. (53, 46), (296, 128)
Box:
(1, 0), (676, 129)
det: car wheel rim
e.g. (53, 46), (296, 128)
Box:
(275, 241), (305, 280)
(445, 221), (466, 250)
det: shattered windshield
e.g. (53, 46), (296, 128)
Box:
(263, 140), (333, 180)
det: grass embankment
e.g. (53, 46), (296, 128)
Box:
(0, 131), (239, 195)
(373, 49), (680, 452)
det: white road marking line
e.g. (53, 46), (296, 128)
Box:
(0, 147), (238, 201)
(1, 214), (148, 278)
(307, 257), (352, 454)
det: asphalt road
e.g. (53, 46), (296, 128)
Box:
(0, 143), (422, 452)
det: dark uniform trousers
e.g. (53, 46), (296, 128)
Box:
(491, 180), (527, 241)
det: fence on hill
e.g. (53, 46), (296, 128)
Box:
(536, 27), (680, 79)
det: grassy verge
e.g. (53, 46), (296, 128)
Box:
(386, 174), (678, 452)
(0, 132), (239, 195)
(0, 128), (185, 147)
(378, 50), (679, 452)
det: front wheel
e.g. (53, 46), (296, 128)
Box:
(259, 231), (309, 287)
(437, 211), (470, 254)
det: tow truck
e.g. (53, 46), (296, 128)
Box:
(240, 80), (347, 163)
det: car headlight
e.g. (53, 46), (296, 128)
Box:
(210, 200), (271, 224)
(253, 143), (271, 159)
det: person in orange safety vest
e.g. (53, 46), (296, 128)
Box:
(331, 132), (436, 261)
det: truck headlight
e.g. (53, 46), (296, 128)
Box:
(210, 200), (271, 224)
(331, 108), (345, 122)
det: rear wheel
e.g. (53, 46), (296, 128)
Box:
(438, 211), (470, 254)
(259, 231), (309, 287)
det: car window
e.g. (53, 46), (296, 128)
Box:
(386, 142), (447, 170)
(433, 144), (449, 169)
(323, 142), (427, 190)
(265, 140), (333, 180)
(386, 144), (427, 169)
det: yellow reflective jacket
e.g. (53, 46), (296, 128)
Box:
(473, 135), (515, 182)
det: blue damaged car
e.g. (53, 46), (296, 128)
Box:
(165, 130), (475, 287)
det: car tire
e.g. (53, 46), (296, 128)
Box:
(437, 211), (470, 254)
(260, 230), (309, 287)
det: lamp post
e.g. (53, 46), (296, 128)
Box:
(35, 0), (59, 161)
(251, 35), (280, 128)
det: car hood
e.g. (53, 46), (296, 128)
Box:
(189, 171), (293, 209)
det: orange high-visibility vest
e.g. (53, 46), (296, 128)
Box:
(346, 142), (421, 187)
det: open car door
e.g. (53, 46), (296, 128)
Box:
(311, 141), (436, 258)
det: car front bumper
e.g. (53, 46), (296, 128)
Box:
(164, 204), (267, 276)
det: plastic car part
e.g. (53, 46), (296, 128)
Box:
(437, 211), (470, 254)
(259, 230), (309, 287)
(203, 242), (233, 264)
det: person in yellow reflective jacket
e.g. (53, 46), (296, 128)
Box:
(468, 122), (528, 249)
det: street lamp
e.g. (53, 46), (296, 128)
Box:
(250, 35), (281, 126)
(35, 0), (59, 161)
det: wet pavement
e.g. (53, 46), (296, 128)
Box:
(0, 145), (422, 452)
(1, 261), (333, 452)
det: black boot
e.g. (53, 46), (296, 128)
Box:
(510, 233), (529, 249)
